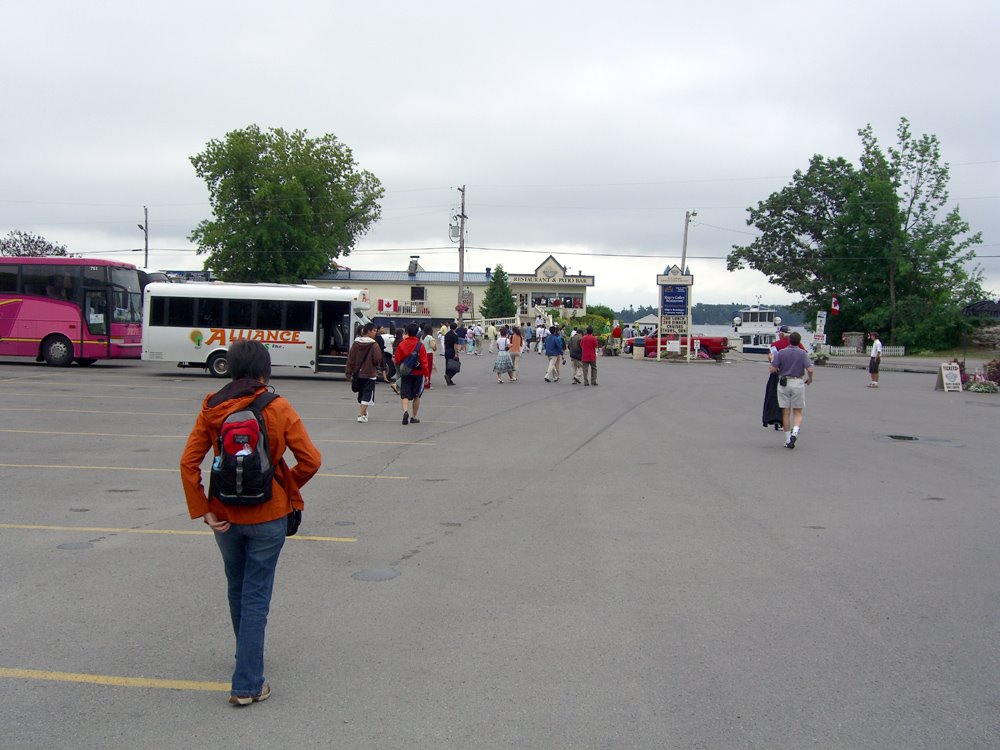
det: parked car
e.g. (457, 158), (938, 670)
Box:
(626, 334), (730, 359)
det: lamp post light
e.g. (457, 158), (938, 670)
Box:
(136, 206), (149, 267)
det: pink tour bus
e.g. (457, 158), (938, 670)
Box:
(0, 257), (143, 366)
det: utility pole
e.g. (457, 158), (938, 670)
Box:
(680, 209), (696, 273)
(137, 206), (149, 268)
(456, 186), (467, 322)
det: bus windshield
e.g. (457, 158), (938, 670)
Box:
(111, 267), (143, 323)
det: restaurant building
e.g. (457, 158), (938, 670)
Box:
(307, 255), (595, 326)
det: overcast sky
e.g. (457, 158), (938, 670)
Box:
(2, 1), (997, 310)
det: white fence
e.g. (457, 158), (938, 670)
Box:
(821, 345), (906, 357)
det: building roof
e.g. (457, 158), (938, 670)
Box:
(310, 269), (492, 285)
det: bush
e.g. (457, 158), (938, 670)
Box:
(983, 359), (1000, 385)
(965, 380), (999, 393)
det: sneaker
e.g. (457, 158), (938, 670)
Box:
(402, 412), (409, 425)
(229, 683), (270, 706)
(544, 377), (550, 382)
(787, 435), (796, 449)
(410, 417), (420, 424)
(357, 414), (368, 423)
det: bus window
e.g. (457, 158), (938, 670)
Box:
(256, 299), (282, 330)
(0, 264), (15, 292)
(21, 267), (50, 297)
(166, 296), (195, 327)
(286, 301), (314, 331)
(228, 299), (253, 327)
(199, 298), (223, 326)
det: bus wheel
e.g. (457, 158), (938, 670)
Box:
(207, 352), (229, 378)
(42, 335), (74, 367)
(75, 358), (97, 366)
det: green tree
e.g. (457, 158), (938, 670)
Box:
(0, 230), (68, 257)
(479, 264), (518, 319)
(189, 125), (384, 283)
(587, 303), (615, 321)
(727, 118), (983, 349)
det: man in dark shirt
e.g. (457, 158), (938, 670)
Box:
(443, 322), (460, 386)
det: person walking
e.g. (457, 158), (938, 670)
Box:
(867, 331), (882, 388)
(345, 322), (383, 423)
(473, 322), (485, 355)
(509, 325), (523, 382)
(180, 340), (321, 706)
(394, 322), (429, 424)
(523, 322), (533, 355)
(487, 322), (498, 353)
(536, 322), (549, 354)
(769, 331), (814, 449)
(567, 328), (584, 384)
(422, 322), (438, 390)
(465, 325), (476, 355)
(762, 325), (793, 430)
(543, 325), (565, 382)
(580, 325), (599, 386)
(493, 325), (515, 383)
(443, 321), (460, 385)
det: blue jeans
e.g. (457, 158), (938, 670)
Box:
(213, 516), (287, 697)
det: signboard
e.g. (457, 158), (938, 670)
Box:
(816, 310), (827, 333)
(666, 340), (681, 353)
(936, 362), (963, 392)
(812, 333), (827, 344)
(693, 339), (701, 351)
(660, 285), (688, 317)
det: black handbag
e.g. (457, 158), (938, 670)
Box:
(287, 509), (302, 536)
(446, 357), (461, 375)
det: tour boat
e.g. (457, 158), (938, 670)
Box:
(733, 304), (781, 354)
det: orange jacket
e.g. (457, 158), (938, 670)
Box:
(180, 380), (322, 524)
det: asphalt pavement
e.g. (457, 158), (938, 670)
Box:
(1, 349), (998, 749)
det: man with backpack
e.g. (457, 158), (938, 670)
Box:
(180, 340), (321, 707)
(393, 322), (429, 424)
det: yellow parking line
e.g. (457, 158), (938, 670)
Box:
(0, 464), (407, 480)
(0, 667), (229, 692)
(0, 429), (434, 446)
(0, 523), (356, 542)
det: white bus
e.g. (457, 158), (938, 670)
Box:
(142, 282), (370, 377)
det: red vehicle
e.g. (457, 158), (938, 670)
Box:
(626, 333), (730, 359)
(0, 257), (143, 366)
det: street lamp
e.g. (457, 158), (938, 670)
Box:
(136, 206), (149, 267)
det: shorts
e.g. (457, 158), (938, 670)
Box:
(356, 378), (376, 405)
(399, 373), (424, 400)
(777, 377), (806, 409)
(868, 357), (880, 374)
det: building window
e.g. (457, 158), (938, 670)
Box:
(410, 286), (425, 301)
(518, 294), (529, 315)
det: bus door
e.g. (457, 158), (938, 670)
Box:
(84, 288), (111, 357)
(317, 301), (350, 356)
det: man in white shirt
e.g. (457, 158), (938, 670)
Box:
(867, 332), (883, 388)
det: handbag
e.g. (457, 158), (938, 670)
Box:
(287, 509), (302, 536)
(446, 357), (461, 375)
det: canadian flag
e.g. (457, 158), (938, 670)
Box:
(831, 294), (840, 315)
(378, 298), (398, 313)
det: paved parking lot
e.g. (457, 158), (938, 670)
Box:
(1, 352), (998, 748)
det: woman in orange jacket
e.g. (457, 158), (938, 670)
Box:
(180, 340), (321, 706)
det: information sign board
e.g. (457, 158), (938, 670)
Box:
(660, 285), (688, 317)
(936, 362), (963, 392)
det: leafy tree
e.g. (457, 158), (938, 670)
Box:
(190, 125), (384, 283)
(0, 230), (68, 257)
(587, 303), (615, 321)
(727, 118), (983, 349)
(479, 264), (518, 319)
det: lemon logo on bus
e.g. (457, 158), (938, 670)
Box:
(190, 330), (204, 349)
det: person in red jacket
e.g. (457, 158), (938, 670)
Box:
(580, 326), (600, 385)
(393, 322), (429, 425)
(180, 340), (321, 706)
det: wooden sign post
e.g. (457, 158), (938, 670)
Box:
(935, 362), (963, 392)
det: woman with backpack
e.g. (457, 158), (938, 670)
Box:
(393, 322), (429, 425)
(180, 340), (321, 707)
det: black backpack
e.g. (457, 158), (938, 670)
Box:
(209, 392), (279, 506)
